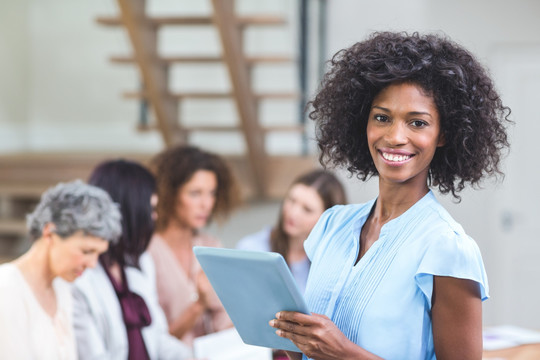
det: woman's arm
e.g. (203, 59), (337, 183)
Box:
(270, 312), (383, 360)
(168, 270), (219, 339)
(431, 276), (483, 360)
(168, 299), (205, 339)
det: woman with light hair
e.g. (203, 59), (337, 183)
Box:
(0, 180), (121, 360)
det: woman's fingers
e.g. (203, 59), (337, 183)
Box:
(276, 311), (327, 325)
(270, 318), (310, 336)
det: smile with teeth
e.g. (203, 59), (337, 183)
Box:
(381, 152), (413, 162)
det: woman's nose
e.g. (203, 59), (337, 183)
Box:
(202, 194), (215, 210)
(385, 121), (407, 145)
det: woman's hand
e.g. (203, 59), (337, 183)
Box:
(269, 311), (381, 360)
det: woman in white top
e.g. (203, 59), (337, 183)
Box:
(0, 180), (121, 360)
(237, 169), (347, 294)
(73, 159), (191, 360)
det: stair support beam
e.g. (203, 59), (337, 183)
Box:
(211, 0), (267, 197)
(116, 0), (185, 146)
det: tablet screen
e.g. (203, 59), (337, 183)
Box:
(194, 246), (309, 352)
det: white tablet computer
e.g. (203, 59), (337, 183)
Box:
(193, 246), (310, 352)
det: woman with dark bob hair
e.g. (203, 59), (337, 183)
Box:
(72, 160), (191, 359)
(0, 180), (121, 360)
(270, 32), (511, 359)
(148, 145), (239, 347)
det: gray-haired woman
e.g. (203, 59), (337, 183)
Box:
(0, 180), (121, 360)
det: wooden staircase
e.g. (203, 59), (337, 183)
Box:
(0, 0), (321, 249)
(96, 0), (316, 197)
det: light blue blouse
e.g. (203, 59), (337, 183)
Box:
(236, 226), (311, 294)
(303, 191), (488, 360)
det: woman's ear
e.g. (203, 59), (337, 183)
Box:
(437, 132), (446, 147)
(41, 223), (56, 240)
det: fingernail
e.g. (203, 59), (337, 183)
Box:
(269, 320), (275, 327)
(276, 312), (281, 319)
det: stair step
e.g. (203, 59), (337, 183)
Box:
(123, 91), (299, 100)
(96, 14), (286, 27)
(137, 124), (305, 133)
(110, 54), (294, 65)
(0, 219), (26, 235)
(123, 91), (299, 101)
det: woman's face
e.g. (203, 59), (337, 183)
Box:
(367, 82), (444, 187)
(48, 230), (109, 282)
(282, 183), (325, 241)
(174, 169), (217, 230)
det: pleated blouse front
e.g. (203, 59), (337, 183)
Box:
(303, 191), (489, 360)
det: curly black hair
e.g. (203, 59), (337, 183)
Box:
(310, 31), (511, 199)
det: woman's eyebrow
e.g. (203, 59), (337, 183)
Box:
(371, 105), (390, 112)
(371, 106), (433, 118)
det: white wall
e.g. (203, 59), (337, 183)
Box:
(0, 0), (31, 152)
(25, 0), (163, 153)
(325, 0), (540, 328)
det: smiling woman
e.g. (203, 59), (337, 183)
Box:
(269, 31), (512, 360)
(367, 83), (445, 188)
(0, 180), (121, 360)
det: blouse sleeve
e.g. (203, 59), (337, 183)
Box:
(415, 231), (489, 307)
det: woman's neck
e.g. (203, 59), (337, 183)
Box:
(287, 234), (308, 263)
(159, 221), (196, 250)
(107, 262), (122, 284)
(14, 240), (55, 291)
(375, 178), (429, 224)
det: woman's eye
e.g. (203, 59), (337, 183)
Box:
(411, 120), (427, 127)
(374, 114), (388, 122)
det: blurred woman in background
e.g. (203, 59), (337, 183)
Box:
(236, 169), (347, 294)
(73, 159), (191, 360)
(0, 180), (121, 360)
(148, 145), (239, 346)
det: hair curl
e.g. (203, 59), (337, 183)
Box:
(151, 145), (239, 231)
(311, 31), (511, 199)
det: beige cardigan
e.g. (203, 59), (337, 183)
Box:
(148, 233), (232, 346)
